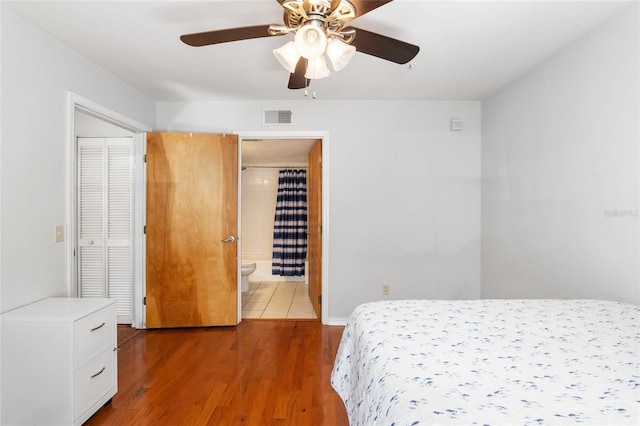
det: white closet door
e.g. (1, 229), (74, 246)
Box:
(78, 140), (105, 298)
(78, 137), (133, 323)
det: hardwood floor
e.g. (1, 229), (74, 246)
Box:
(117, 324), (143, 347)
(87, 320), (349, 425)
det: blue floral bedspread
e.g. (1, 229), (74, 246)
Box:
(331, 299), (640, 425)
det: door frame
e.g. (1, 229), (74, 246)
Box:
(237, 130), (330, 324)
(65, 92), (151, 328)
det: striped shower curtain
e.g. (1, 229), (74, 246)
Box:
(272, 169), (307, 276)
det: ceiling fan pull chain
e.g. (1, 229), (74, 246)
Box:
(303, 88), (317, 99)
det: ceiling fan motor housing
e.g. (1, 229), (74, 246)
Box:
(282, 0), (356, 39)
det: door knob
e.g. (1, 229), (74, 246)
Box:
(221, 236), (236, 243)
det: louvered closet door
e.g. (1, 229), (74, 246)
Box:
(78, 137), (133, 323)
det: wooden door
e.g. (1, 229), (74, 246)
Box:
(307, 140), (322, 318)
(146, 132), (238, 327)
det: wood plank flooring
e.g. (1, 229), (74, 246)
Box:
(117, 324), (143, 347)
(86, 320), (349, 425)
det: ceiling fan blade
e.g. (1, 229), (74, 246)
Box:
(345, 26), (419, 64)
(288, 57), (310, 90)
(180, 25), (277, 47)
(342, 0), (394, 20)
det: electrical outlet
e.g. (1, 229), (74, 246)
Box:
(382, 284), (390, 296)
(55, 225), (64, 243)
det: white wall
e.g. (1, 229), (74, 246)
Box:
(241, 167), (279, 261)
(157, 100), (482, 322)
(0, 8), (156, 312)
(481, 3), (639, 304)
(75, 110), (135, 138)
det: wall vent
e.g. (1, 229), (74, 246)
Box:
(263, 109), (293, 125)
(450, 118), (463, 131)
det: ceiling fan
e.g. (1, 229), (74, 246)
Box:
(180, 0), (420, 90)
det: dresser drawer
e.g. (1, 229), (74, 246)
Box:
(74, 347), (117, 420)
(74, 303), (116, 366)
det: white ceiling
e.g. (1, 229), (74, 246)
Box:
(4, 0), (631, 102)
(242, 138), (317, 166)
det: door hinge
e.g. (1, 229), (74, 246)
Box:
(143, 297), (146, 305)
(144, 225), (146, 234)
(318, 295), (322, 305)
(144, 154), (147, 163)
(317, 225), (322, 234)
(318, 155), (322, 164)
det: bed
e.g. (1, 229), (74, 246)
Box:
(331, 299), (640, 425)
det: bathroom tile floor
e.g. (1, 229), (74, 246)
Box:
(241, 281), (317, 319)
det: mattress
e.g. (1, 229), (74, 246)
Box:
(331, 299), (640, 425)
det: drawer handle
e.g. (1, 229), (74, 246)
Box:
(90, 367), (106, 379)
(90, 322), (106, 332)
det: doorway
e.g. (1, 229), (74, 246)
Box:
(67, 92), (151, 328)
(238, 133), (328, 323)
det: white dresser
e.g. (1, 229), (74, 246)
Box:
(1, 297), (118, 425)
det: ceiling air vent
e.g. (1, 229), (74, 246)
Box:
(263, 109), (293, 125)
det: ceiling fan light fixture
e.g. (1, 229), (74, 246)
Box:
(273, 41), (300, 73)
(326, 38), (356, 71)
(295, 22), (327, 59)
(305, 55), (330, 79)
(180, 0), (421, 90)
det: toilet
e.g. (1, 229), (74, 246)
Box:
(241, 262), (256, 292)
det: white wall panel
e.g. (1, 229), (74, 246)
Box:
(0, 8), (155, 312)
(241, 168), (280, 261)
(481, 4), (639, 304)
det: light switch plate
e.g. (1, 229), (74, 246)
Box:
(55, 225), (64, 243)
